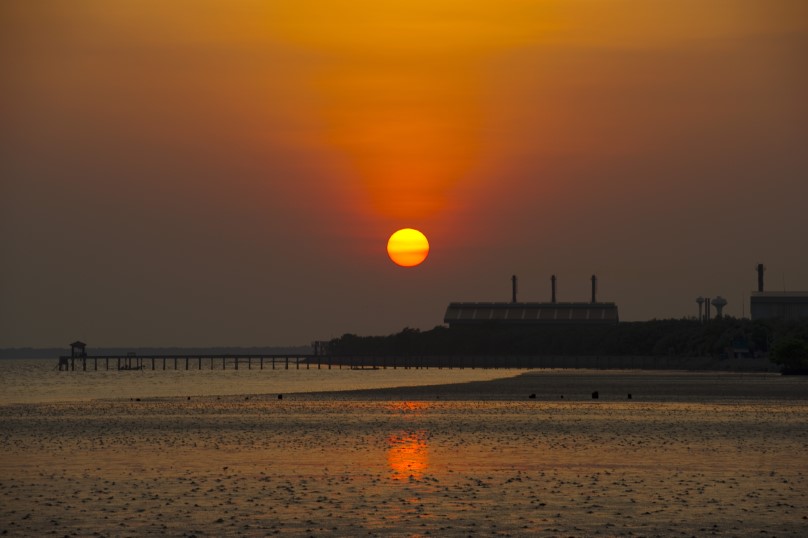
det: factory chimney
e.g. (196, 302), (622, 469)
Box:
(551, 275), (557, 303)
(511, 275), (518, 303)
(756, 263), (765, 292)
(705, 297), (711, 321)
(591, 275), (598, 303)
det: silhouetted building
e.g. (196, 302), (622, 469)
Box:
(444, 302), (618, 327)
(750, 292), (808, 321)
(750, 263), (808, 320)
(70, 341), (87, 357)
(445, 274), (618, 327)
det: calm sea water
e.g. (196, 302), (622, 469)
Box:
(0, 358), (522, 405)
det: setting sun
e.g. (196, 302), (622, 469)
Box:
(387, 229), (429, 267)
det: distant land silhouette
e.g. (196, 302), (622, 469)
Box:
(326, 317), (808, 365)
(6, 318), (807, 373)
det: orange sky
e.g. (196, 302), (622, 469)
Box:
(1, 1), (806, 345)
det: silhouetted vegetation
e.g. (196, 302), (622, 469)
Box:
(328, 318), (808, 365)
(770, 338), (808, 375)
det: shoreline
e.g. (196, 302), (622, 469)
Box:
(4, 368), (805, 406)
(4, 369), (805, 408)
(293, 369), (807, 402)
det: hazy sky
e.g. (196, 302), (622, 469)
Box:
(2, 1), (807, 347)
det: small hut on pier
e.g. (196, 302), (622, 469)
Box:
(70, 341), (87, 358)
(59, 341), (87, 370)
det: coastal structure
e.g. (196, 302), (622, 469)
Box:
(750, 264), (808, 320)
(58, 341), (324, 371)
(444, 275), (619, 327)
(751, 292), (808, 320)
(58, 341), (87, 370)
(695, 296), (728, 322)
(711, 296), (728, 319)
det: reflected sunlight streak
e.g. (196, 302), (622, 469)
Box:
(386, 402), (430, 480)
(387, 431), (430, 481)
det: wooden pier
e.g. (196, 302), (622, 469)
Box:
(55, 352), (542, 372)
(56, 341), (510, 372)
(55, 353), (504, 372)
(57, 354), (339, 372)
(57, 353), (759, 371)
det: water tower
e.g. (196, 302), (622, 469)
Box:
(696, 297), (705, 321)
(711, 296), (728, 318)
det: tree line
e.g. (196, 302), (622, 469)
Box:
(327, 318), (808, 367)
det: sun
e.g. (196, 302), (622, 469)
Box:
(387, 228), (429, 267)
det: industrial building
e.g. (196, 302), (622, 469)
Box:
(750, 264), (808, 321)
(444, 275), (619, 327)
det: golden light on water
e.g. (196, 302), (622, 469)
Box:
(387, 431), (429, 480)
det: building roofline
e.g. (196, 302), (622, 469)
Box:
(751, 291), (808, 298)
(447, 302), (617, 309)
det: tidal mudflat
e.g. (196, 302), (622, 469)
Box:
(1, 371), (807, 536)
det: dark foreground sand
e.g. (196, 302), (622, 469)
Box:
(296, 369), (808, 402)
(1, 371), (807, 537)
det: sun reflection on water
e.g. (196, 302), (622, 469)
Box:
(388, 401), (430, 415)
(386, 402), (431, 480)
(387, 430), (429, 481)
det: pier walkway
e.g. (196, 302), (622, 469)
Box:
(57, 354), (336, 372)
(56, 354), (741, 371)
(56, 354), (558, 372)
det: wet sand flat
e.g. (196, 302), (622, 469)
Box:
(302, 369), (808, 402)
(1, 371), (807, 536)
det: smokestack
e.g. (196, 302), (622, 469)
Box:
(591, 275), (598, 303)
(511, 275), (518, 303)
(757, 263), (765, 292)
(705, 297), (711, 321)
(551, 275), (557, 303)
